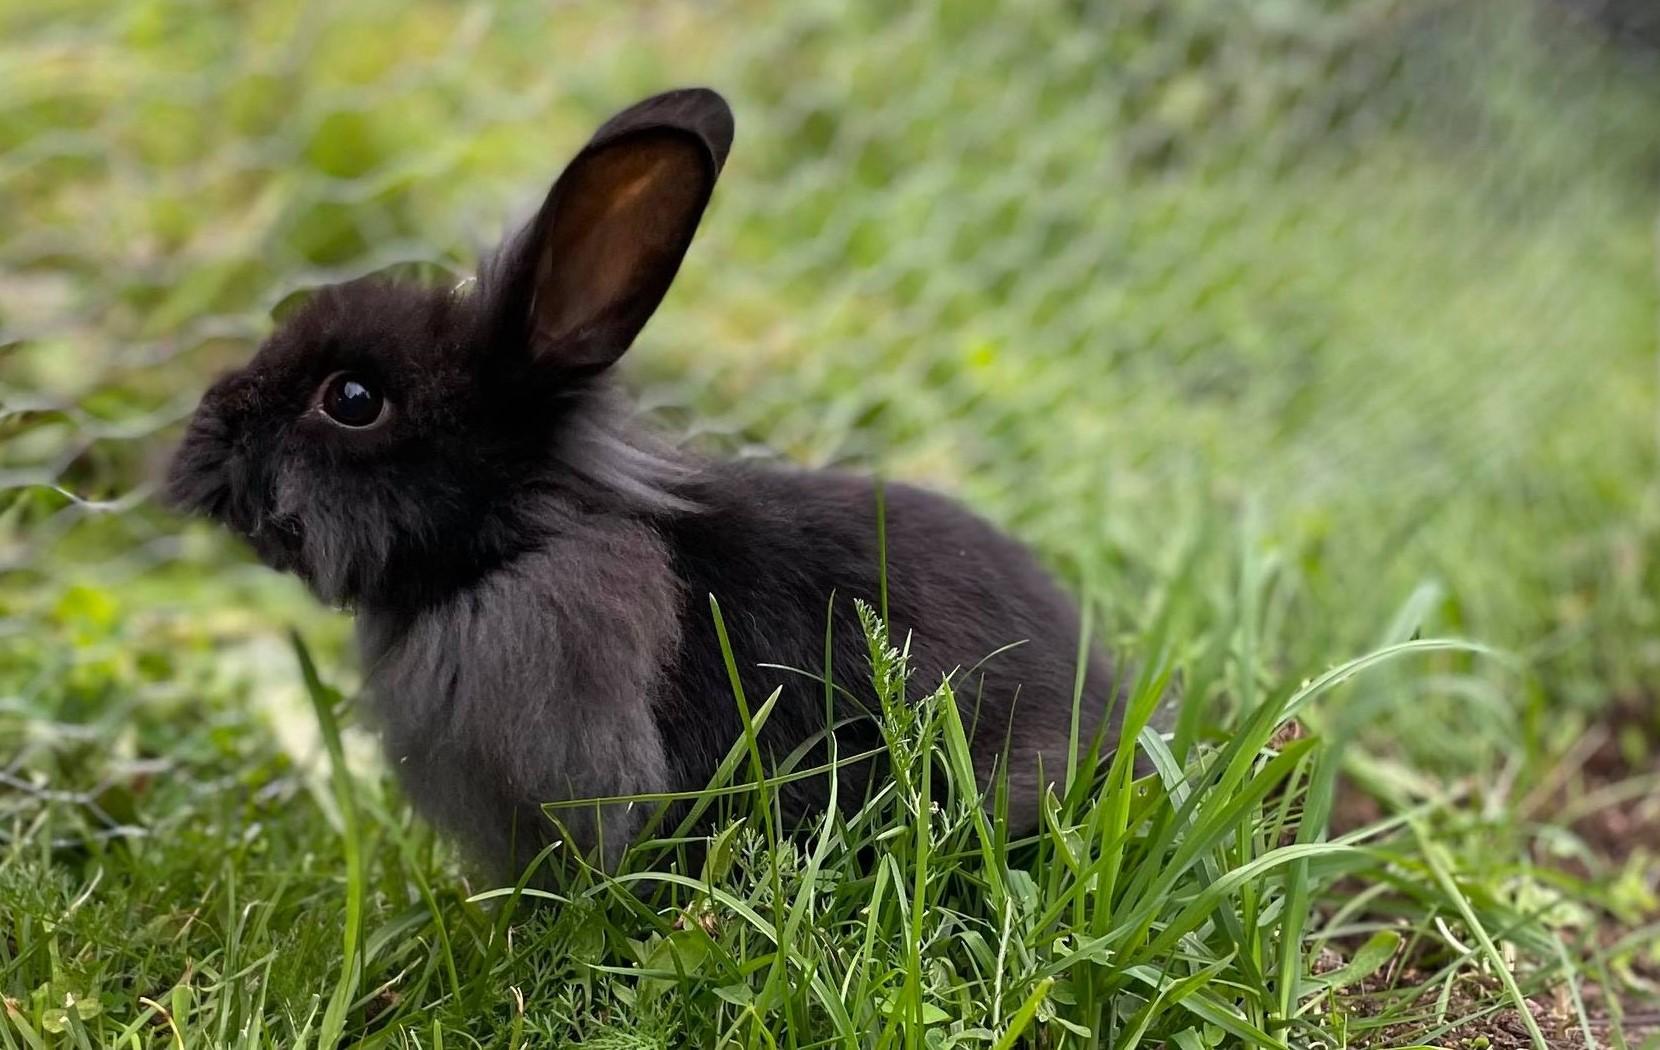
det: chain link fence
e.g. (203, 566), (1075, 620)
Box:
(3, 0), (1659, 814)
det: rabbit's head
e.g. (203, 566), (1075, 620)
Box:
(166, 88), (733, 607)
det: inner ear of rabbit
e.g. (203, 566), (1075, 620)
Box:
(529, 131), (713, 368)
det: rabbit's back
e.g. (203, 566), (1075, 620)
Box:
(657, 463), (1121, 830)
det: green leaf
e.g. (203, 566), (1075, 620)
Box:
(990, 977), (1053, 1050)
(873, 996), (950, 1026)
(714, 983), (756, 1008)
(703, 818), (746, 885)
(1307, 929), (1401, 993)
(642, 928), (713, 996)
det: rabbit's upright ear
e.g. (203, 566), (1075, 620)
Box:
(510, 88), (733, 373)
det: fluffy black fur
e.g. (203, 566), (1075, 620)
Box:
(168, 88), (1129, 877)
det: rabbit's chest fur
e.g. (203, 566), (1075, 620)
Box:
(355, 517), (681, 873)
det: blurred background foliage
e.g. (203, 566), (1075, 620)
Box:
(0, 0), (1658, 1037)
(5, 0), (1656, 740)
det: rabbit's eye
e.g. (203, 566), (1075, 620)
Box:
(319, 373), (386, 428)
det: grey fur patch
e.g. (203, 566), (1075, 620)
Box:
(549, 386), (701, 516)
(356, 515), (682, 876)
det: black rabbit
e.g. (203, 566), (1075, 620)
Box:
(168, 88), (1129, 877)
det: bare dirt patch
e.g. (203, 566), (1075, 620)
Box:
(1552, 695), (1660, 867)
(1328, 695), (1660, 1046)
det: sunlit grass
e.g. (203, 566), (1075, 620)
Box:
(3, 0), (1659, 1045)
(1, 515), (1639, 1046)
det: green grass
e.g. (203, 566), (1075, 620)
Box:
(0, 545), (1634, 1047)
(4, 0), (1660, 1045)
(0, 567), (1541, 1048)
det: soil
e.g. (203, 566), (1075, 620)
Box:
(1357, 991), (1660, 1049)
(1553, 695), (1660, 866)
(1326, 694), (1660, 1048)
